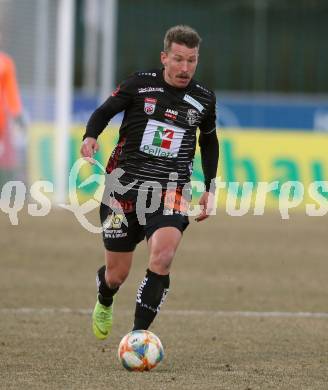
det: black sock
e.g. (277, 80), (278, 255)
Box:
(133, 269), (170, 330)
(96, 265), (119, 307)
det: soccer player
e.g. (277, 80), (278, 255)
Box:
(81, 25), (219, 339)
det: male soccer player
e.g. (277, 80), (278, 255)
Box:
(81, 25), (219, 339)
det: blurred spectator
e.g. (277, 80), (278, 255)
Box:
(0, 32), (26, 186)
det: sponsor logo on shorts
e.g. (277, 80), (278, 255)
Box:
(103, 213), (128, 239)
(103, 213), (124, 229)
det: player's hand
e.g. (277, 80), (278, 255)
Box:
(195, 191), (215, 222)
(80, 137), (99, 164)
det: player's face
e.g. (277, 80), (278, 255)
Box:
(161, 43), (199, 88)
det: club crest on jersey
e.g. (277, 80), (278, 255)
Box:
(144, 97), (157, 115)
(186, 109), (199, 126)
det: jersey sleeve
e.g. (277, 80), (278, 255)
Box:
(83, 75), (135, 140)
(198, 130), (219, 192)
(198, 93), (219, 191)
(198, 92), (216, 135)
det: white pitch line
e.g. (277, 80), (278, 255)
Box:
(1, 308), (328, 319)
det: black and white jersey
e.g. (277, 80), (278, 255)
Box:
(85, 68), (217, 190)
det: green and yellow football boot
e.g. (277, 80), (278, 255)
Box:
(92, 298), (114, 340)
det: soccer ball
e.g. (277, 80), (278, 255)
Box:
(118, 330), (164, 371)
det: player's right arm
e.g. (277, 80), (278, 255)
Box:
(80, 137), (100, 164)
(81, 75), (135, 162)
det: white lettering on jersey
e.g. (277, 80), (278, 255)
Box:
(183, 94), (204, 112)
(138, 87), (164, 94)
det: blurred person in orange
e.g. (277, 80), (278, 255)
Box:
(0, 33), (25, 185)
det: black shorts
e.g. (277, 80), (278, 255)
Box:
(99, 189), (189, 252)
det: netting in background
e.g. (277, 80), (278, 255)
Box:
(0, 0), (59, 186)
(0, 0), (58, 122)
(0, 0), (116, 197)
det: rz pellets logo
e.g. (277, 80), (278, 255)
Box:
(140, 119), (185, 158)
(152, 126), (174, 149)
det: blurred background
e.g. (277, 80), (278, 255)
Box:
(1, 0), (328, 208)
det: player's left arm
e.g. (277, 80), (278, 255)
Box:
(196, 93), (219, 222)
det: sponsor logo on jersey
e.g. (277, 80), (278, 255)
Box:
(152, 126), (174, 149)
(164, 108), (178, 120)
(140, 119), (185, 158)
(144, 97), (157, 115)
(186, 109), (199, 126)
(196, 83), (211, 94)
(183, 94), (204, 112)
(138, 87), (164, 94)
(138, 72), (157, 77)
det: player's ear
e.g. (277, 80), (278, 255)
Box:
(160, 51), (167, 67)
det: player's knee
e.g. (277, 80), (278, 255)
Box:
(149, 248), (175, 273)
(105, 268), (129, 288)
